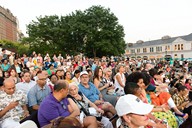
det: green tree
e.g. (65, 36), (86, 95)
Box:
(23, 15), (64, 56)
(23, 5), (126, 57)
(0, 40), (29, 55)
(83, 5), (126, 57)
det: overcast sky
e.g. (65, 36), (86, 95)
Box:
(1, 0), (192, 43)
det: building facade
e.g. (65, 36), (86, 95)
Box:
(0, 6), (18, 42)
(126, 33), (192, 60)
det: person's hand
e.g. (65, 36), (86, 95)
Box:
(97, 108), (104, 114)
(155, 122), (168, 128)
(97, 121), (104, 128)
(7, 101), (19, 110)
(154, 118), (162, 123)
(161, 104), (170, 111)
(94, 100), (104, 105)
(23, 110), (30, 118)
(183, 113), (188, 119)
(104, 83), (109, 88)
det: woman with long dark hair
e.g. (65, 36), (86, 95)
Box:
(93, 67), (118, 106)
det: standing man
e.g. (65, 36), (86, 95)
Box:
(0, 78), (29, 128)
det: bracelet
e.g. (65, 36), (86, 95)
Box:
(175, 113), (185, 117)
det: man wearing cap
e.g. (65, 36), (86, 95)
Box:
(78, 71), (116, 119)
(115, 94), (154, 128)
(27, 73), (51, 114)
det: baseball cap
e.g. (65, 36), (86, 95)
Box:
(115, 94), (153, 117)
(80, 71), (88, 77)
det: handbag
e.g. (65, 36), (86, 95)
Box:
(68, 94), (102, 121)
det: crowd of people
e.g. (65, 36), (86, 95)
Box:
(0, 48), (192, 128)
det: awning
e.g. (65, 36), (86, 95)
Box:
(143, 56), (148, 60)
(149, 56), (155, 59)
(156, 55), (163, 58)
(137, 56), (141, 59)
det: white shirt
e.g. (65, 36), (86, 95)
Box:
(114, 72), (125, 95)
(16, 80), (36, 94)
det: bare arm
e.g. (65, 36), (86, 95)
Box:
(67, 98), (80, 117)
(22, 104), (30, 117)
(0, 102), (19, 118)
(32, 105), (39, 110)
(93, 78), (108, 91)
(116, 74), (125, 87)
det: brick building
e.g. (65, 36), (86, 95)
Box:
(0, 6), (17, 42)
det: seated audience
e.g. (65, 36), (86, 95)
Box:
(38, 80), (98, 128)
(78, 71), (117, 118)
(16, 71), (36, 94)
(0, 78), (29, 128)
(115, 94), (155, 128)
(68, 83), (113, 128)
(28, 73), (51, 114)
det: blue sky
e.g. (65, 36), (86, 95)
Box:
(1, 0), (192, 43)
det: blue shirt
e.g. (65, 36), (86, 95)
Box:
(1, 64), (10, 71)
(27, 84), (51, 107)
(78, 82), (100, 103)
(38, 93), (70, 127)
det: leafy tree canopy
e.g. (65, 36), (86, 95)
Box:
(23, 5), (126, 58)
(0, 40), (29, 55)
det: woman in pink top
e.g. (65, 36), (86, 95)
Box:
(185, 79), (192, 90)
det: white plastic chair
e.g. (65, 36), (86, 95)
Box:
(15, 120), (38, 128)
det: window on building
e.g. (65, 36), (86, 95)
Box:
(168, 45), (170, 50)
(156, 46), (162, 52)
(175, 45), (177, 50)
(0, 13), (5, 18)
(137, 49), (140, 53)
(165, 46), (167, 51)
(160, 47), (162, 51)
(156, 47), (158, 52)
(143, 48), (147, 53)
(181, 44), (183, 50)
(178, 44), (180, 50)
(174, 54), (177, 57)
(181, 54), (184, 59)
(131, 49), (135, 53)
(191, 43), (192, 49)
(150, 47), (154, 52)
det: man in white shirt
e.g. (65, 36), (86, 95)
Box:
(0, 78), (29, 128)
(16, 71), (36, 94)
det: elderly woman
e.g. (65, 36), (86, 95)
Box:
(68, 83), (113, 128)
